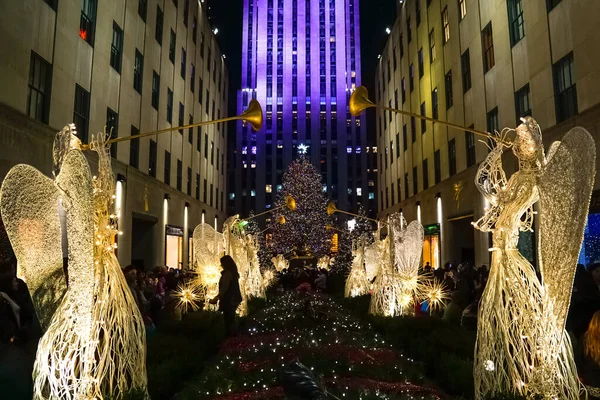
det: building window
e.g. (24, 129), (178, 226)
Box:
(407, 17), (412, 43)
(444, 70), (453, 109)
(418, 48), (424, 78)
(547, 0), (562, 12)
(442, 7), (449, 43)
(155, 6), (163, 44)
(448, 138), (456, 176)
(166, 88), (173, 123)
(138, 0), (147, 21)
(423, 159), (429, 189)
(515, 84), (531, 121)
(196, 174), (200, 199)
(409, 64), (414, 92)
(73, 84), (90, 143)
(393, 48), (397, 71)
(466, 131), (476, 167)
(508, 0), (525, 46)
(204, 133), (208, 158)
(110, 22), (124, 73)
(399, 34), (404, 58)
(416, 0), (421, 26)
(429, 30), (436, 63)
(405, 172), (409, 198)
(411, 116), (416, 143)
(210, 184), (214, 206)
(183, 0), (189, 27)
(413, 166), (418, 195)
(385, 187), (389, 208)
(149, 140), (157, 177)
(397, 178), (402, 200)
(134, 49), (143, 94)
(43, 0), (58, 11)
(181, 48), (186, 78)
(164, 151), (171, 185)
(169, 29), (176, 63)
(401, 77), (406, 103)
(27, 52), (52, 124)
(190, 64), (195, 92)
(390, 141), (394, 165)
(129, 127), (140, 169)
(553, 52), (577, 123)
(176, 159), (182, 191)
(396, 133), (400, 158)
(461, 49), (471, 93)
(432, 88), (438, 119)
(211, 141), (214, 165)
(187, 167), (192, 195)
(487, 107), (498, 134)
(433, 150), (441, 184)
(403, 124), (408, 152)
(106, 108), (119, 157)
(152, 71), (160, 109)
(80, 0), (97, 46)
(199, 77), (203, 104)
(391, 183), (395, 205)
(459, 0), (467, 20)
(178, 103), (184, 134)
(420, 102), (426, 133)
(203, 179), (207, 203)
(482, 23), (495, 73)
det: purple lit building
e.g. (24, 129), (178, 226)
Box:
(230, 0), (372, 221)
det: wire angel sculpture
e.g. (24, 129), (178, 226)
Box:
(244, 233), (266, 299)
(472, 117), (595, 399)
(0, 125), (147, 399)
(272, 253), (289, 272)
(222, 215), (251, 316)
(344, 235), (370, 298)
(192, 222), (224, 311)
(317, 255), (331, 271)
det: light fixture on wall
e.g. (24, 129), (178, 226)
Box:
(416, 201), (421, 224)
(436, 193), (442, 225)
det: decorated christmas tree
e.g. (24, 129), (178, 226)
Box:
(330, 226), (353, 275)
(269, 157), (332, 258)
(351, 203), (376, 246)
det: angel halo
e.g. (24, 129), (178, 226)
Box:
(473, 117), (595, 399)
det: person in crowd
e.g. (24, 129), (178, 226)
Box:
(123, 265), (148, 313)
(454, 264), (473, 308)
(443, 270), (456, 292)
(568, 264), (600, 339)
(0, 294), (33, 400)
(423, 262), (432, 274)
(442, 291), (463, 326)
(0, 262), (37, 344)
(210, 255), (242, 336)
(315, 269), (327, 291)
(576, 310), (600, 398)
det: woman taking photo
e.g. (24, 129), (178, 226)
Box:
(210, 256), (242, 336)
(577, 310), (600, 398)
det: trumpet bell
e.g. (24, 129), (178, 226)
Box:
(278, 215), (286, 224)
(349, 86), (376, 117)
(239, 99), (263, 131)
(326, 202), (338, 215)
(285, 195), (297, 211)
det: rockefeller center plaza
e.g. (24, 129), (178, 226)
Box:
(3, 0), (600, 399)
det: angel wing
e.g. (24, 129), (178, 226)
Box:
(192, 222), (224, 268)
(393, 219), (424, 277)
(0, 164), (65, 330)
(537, 127), (596, 330)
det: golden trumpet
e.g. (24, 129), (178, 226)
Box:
(327, 201), (380, 223)
(83, 99), (263, 149)
(241, 195), (296, 222)
(349, 86), (506, 143)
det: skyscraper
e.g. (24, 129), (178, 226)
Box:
(230, 0), (371, 222)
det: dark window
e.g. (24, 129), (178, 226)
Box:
(155, 6), (163, 44)
(418, 48), (424, 78)
(409, 64), (414, 92)
(482, 23), (495, 73)
(80, 0), (97, 46)
(203, 179), (207, 203)
(200, 33), (205, 58)
(396, 133), (400, 158)
(73, 84), (90, 143)
(385, 187), (389, 208)
(420, 102), (426, 133)
(508, 0), (525, 46)
(192, 17), (197, 43)
(164, 150), (171, 185)
(187, 167), (192, 195)
(547, 0), (562, 12)
(448, 138), (456, 175)
(188, 115), (193, 143)
(178, 103), (184, 134)
(432, 88), (438, 119)
(515, 83), (531, 121)
(183, 0), (189, 27)
(204, 133), (208, 158)
(110, 22), (124, 73)
(181, 48), (186, 78)
(553, 52), (577, 123)
(196, 173), (200, 199)
(152, 71), (160, 109)
(43, 0), (58, 11)
(106, 108), (119, 157)
(199, 77), (203, 103)
(205, 90), (210, 114)
(134, 49), (143, 93)
(190, 64), (195, 92)
(395, 89), (399, 109)
(429, 29), (436, 63)
(413, 166), (418, 195)
(149, 140), (157, 177)
(445, 70), (453, 109)
(401, 77), (406, 103)
(176, 159), (182, 190)
(166, 88), (173, 123)
(210, 141), (214, 165)
(138, 0), (147, 22)
(391, 183), (395, 205)
(461, 49), (471, 93)
(403, 124), (408, 152)
(27, 52), (52, 124)
(466, 131), (476, 167)
(404, 172), (409, 198)
(407, 17), (411, 43)
(399, 34), (404, 57)
(169, 29), (176, 63)
(130, 126), (139, 168)
(422, 159), (429, 189)
(434, 149), (441, 184)
(397, 177), (402, 200)
(416, 0), (421, 26)
(210, 183), (214, 206)
(393, 49), (397, 71)
(389, 141), (393, 165)
(442, 6), (449, 43)
(411, 116), (416, 142)
(487, 107), (499, 150)
(217, 148), (220, 170)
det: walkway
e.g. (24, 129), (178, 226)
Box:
(178, 292), (444, 399)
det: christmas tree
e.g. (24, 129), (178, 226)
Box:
(330, 226), (353, 275)
(351, 203), (376, 246)
(269, 157), (332, 258)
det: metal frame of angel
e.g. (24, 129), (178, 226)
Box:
(472, 117), (595, 399)
(0, 125), (147, 399)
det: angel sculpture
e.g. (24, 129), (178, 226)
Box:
(472, 117), (595, 399)
(222, 215), (250, 316)
(0, 125), (147, 399)
(192, 222), (225, 311)
(344, 235), (370, 298)
(317, 255), (331, 271)
(272, 253), (289, 272)
(244, 233), (266, 299)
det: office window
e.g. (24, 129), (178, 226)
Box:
(393, 49), (397, 71)
(149, 140), (157, 177)
(27, 52), (52, 124)
(482, 23), (495, 73)
(401, 77), (406, 103)
(177, 103), (184, 134)
(110, 22), (124, 73)
(187, 167), (192, 196)
(188, 115), (193, 143)
(429, 30), (436, 63)
(210, 184), (214, 206)
(407, 17), (412, 43)
(181, 48), (186, 78)
(399, 34), (404, 57)
(203, 179), (207, 203)
(183, 0), (189, 27)
(205, 90), (210, 114)
(403, 124), (408, 152)
(80, 0), (97, 46)
(487, 107), (499, 135)
(73, 84), (90, 143)
(196, 173), (200, 199)
(422, 159), (429, 189)
(413, 166), (418, 195)
(434, 150), (441, 184)
(106, 108), (118, 157)
(44, 0), (58, 11)
(420, 102), (426, 133)
(155, 6), (163, 44)
(515, 84), (531, 121)
(442, 7), (449, 43)
(176, 159), (182, 190)
(391, 183), (395, 205)
(397, 178), (402, 201)
(448, 138), (456, 176)
(396, 133), (400, 158)
(217, 148), (220, 170)
(411, 116), (416, 142)
(409, 64), (414, 92)
(210, 141), (214, 165)
(416, 0), (421, 26)
(508, 0), (525, 46)
(461, 49), (471, 93)
(404, 172), (409, 198)
(164, 151), (171, 185)
(199, 77), (203, 104)
(547, 0), (562, 12)
(553, 52), (577, 123)
(190, 64), (195, 92)
(130, 126), (139, 168)
(169, 29), (176, 63)
(418, 48), (424, 78)
(459, 0), (467, 20)
(466, 131), (476, 167)
(432, 88), (438, 119)
(138, 0), (147, 21)
(390, 141), (394, 165)
(204, 133), (208, 158)
(166, 88), (173, 123)
(445, 70), (453, 109)
(151, 71), (159, 109)
(385, 187), (389, 209)
(133, 49), (143, 94)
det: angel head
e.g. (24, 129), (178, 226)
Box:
(513, 117), (544, 170)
